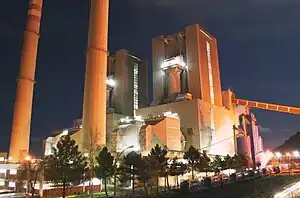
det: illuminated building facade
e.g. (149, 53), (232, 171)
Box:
(137, 99), (236, 156)
(107, 49), (148, 116)
(139, 24), (236, 156)
(152, 24), (222, 107)
(43, 50), (148, 155)
(108, 112), (185, 156)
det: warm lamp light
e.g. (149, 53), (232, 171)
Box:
(25, 156), (31, 161)
(293, 151), (299, 158)
(275, 152), (282, 158)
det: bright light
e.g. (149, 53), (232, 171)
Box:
(265, 151), (274, 158)
(120, 116), (133, 123)
(25, 156), (31, 161)
(8, 182), (15, 188)
(106, 78), (116, 87)
(84, 153), (89, 157)
(293, 150), (299, 158)
(275, 152), (282, 158)
(161, 56), (187, 70)
(62, 129), (68, 136)
(163, 111), (179, 119)
(274, 181), (300, 198)
(285, 152), (291, 157)
(9, 169), (17, 175)
(134, 115), (143, 121)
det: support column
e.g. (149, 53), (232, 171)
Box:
(166, 67), (182, 96)
(9, 0), (43, 162)
(82, 0), (109, 149)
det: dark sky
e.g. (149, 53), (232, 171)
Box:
(1, 0), (300, 155)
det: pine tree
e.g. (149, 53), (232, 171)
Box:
(169, 157), (187, 188)
(184, 146), (200, 180)
(148, 144), (168, 195)
(136, 156), (152, 195)
(120, 151), (141, 195)
(94, 147), (114, 197)
(44, 134), (87, 198)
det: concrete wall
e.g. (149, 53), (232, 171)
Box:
(112, 49), (148, 116)
(137, 99), (236, 156)
(152, 36), (165, 104)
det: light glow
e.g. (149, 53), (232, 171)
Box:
(274, 181), (300, 198)
(9, 169), (17, 175)
(163, 111), (179, 119)
(25, 156), (31, 161)
(293, 150), (299, 157)
(161, 56), (187, 70)
(8, 182), (15, 188)
(106, 78), (116, 87)
(275, 152), (282, 158)
(62, 129), (68, 136)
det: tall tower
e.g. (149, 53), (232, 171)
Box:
(82, 0), (109, 149)
(9, 0), (43, 162)
(151, 24), (222, 107)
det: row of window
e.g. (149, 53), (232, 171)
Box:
(133, 63), (139, 114)
(206, 41), (216, 140)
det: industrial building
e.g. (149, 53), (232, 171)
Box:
(44, 50), (148, 155)
(106, 49), (148, 116)
(135, 24), (236, 156)
(8, 0), (264, 163)
(152, 24), (222, 107)
(43, 24), (237, 157)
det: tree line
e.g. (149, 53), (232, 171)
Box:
(17, 134), (250, 198)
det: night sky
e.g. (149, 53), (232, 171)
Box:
(1, 0), (300, 155)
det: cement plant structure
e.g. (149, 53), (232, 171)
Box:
(43, 24), (262, 159)
(9, 0), (300, 167)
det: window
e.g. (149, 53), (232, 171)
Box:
(206, 41), (214, 105)
(9, 169), (17, 175)
(133, 63), (139, 116)
(9, 182), (15, 188)
(206, 42), (216, 140)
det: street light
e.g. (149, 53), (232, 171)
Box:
(293, 151), (299, 158)
(275, 152), (282, 158)
(113, 145), (134, 198)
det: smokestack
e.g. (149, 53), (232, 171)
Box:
(82, 0), (109, 149)
(9, 0), (43, 161)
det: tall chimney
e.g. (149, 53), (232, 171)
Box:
(82, 0), (109, 149)
(9, 0), (43, 161)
